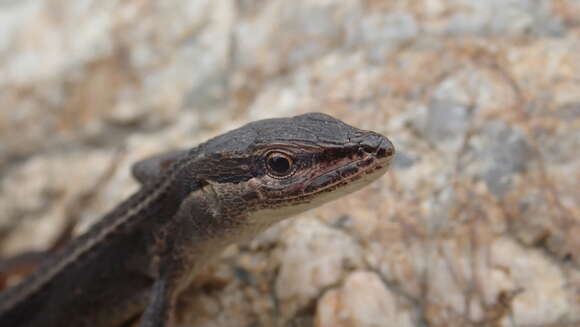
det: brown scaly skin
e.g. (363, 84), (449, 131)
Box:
(0, 113), (395, 327)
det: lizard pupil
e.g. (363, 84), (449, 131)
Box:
(266, 152), (293, 177)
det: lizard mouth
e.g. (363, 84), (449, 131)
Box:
(303, 135), (394, 197)
(304, 151), (392, 196)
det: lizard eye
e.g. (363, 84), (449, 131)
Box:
(265, 151), (295, 178)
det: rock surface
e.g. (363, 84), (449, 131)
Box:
(1, 1), (579, 326)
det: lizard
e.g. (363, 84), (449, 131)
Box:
(0, 112), (395, 327)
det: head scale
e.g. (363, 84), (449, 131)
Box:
(190, 112), (395, 231)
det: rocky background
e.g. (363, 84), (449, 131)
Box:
(1, 0), (579, 326)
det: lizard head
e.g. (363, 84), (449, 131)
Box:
(193, 112), (395, 227)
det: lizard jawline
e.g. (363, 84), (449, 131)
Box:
(254, 154), (390, 220)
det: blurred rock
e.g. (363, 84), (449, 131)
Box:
(315, 271), (414, 327)
(476, 121), (533, 197)
(1, 0), (579, 326)
(275, 218), (364, 320)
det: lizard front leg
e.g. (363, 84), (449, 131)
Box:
(138, 189), (212, 327)
(138, 267), (182, 327)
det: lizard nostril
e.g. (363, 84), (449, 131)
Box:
(377, 147), (386, 157)
(355, 133), (394, 159)
(377, 140), (395, 159)
(355, 133), (392, 157)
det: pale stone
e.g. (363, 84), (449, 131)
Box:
(315, 271), (414, 327)
(492, 238), (569, 326)
(275, 217), (364, 319)
(0, 0), (579, 326)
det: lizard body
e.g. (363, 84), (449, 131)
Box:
(0, 113), (394, 327)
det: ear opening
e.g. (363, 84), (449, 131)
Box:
(196, 179), (209, 188)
